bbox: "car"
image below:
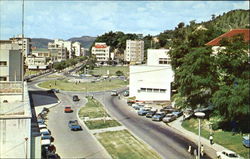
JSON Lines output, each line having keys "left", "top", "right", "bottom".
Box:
{"left": 40, "top": 128, "right": 50, "bottom": 136}
{"left": 73, "top": 95, "right": 80, "bottom": 101}
{"left": 216, "top": 150, "right": 242, "bottom": 159}
{"left": 37, "top": 119, "right": 45, "bottom": 124}
{"left": 171, "top": 111, "right": 183, "bottom": 117}
{"left": 146, "top": 110, "right": 157, "bottom": 118}
{"left": 111, "top": 90, "right": 118, "bottom": 96}
{"left": 160, "top": 106, "right": 176, "bottom": 113}
{"left": 68, "top": 120, "right": 82, "bottom": 131}
{"left": 51, "top": 89, "right": 59, "bottom": 93}
{"left": 132, "top": 103, "right": 143, "bottom": 110}
{"left": 138, "top": 108, "right": 151, "bottom": 116}
{"left": 64, "top": 106, "right": 73, "bottom": 113}
{"left": 243, "top": 135, "right": 250, "bottom": 148}
{"left": 123, "top": 90, "right": 129, "bottom": 96}
{"left": 152, "top": 112, "right": 166, "bottom": 121}
{"left": 162, "top": 113, "right": 177, "bottom": 123}
{"left": 41, "top": 134, "right": 53, "bottom": 141}
{"left": 38, "top": 123, "right": 47, "bottom": 129}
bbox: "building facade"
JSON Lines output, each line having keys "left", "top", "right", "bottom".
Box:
{"left": 48, "top": 41, "right": 67, "bottom": 62}
{"left": 124, "top": 40, "right": 144, "bottom": 64}
{"left": 0, "top": 41, "right": 23, "bottom": 81}
{"left": 9, "top": 35, "right": 32, "bottom": 57}
{"left": 129, "top": 49, "right": 174, "bottom": 102}
{"left": 72, "top": 42, "right": 82, "bottom": 57}
{"left": 91, "top": 42, "right": 110, "bottom": 62}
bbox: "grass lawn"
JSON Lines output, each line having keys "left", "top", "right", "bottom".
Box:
{"left": 91, "top": 66, "right": 129, "bottom": 77}
{"left": 78, "top": 97, "right": 109, "bottom": 118}
{"left": 182, "top": 118, "right": 250, "bottom": 158}
{"left": 95, "top": 130, "right": 161, "bottom": 159}
{"left": 38, "top": 79, "right": 128, "bottom": 91}
{"left": 85, "top": 120, "right": 121, "bottom": 130}
{"left": 24, "top": 70, "right": 41, "bottom": 76}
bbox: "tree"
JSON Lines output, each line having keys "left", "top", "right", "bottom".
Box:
{"left": 174, "top": 47, "right": 218, "bottom": 109}
{"left": 212, "top": 34, "right": 250, "bottom": 122}
{"left": 115, "top": 70, "right": 124, "bottom": 76}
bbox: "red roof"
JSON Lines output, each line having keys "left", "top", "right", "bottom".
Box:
{"left": 95, "top": 44, "right": 107, "bottom": 48}
{"left": 206, "top": 29, "right": 250, "bottom": 46}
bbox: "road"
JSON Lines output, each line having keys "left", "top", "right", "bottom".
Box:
{"left": 94, "top": 91, "right": 211, "bottom": 159}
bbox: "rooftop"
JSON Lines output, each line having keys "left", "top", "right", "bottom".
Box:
{"left": 206, "top": 29, "right": 250, "bottom": 46}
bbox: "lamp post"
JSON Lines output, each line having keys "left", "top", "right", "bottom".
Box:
{"left": 195, "top": 112, "right": 205, "bottom": 159}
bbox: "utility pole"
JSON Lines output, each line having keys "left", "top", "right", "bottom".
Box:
{"left": 21, "top": 0, "right": 25, "bottom": 101}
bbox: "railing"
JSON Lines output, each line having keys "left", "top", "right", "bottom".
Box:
{"left": 0, "top": 81, "right": 23, "bottom": 93}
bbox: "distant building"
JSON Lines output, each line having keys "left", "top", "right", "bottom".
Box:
{"left": 72, "top": 41, "right": 82, "bottom": 57}
{"left": 9, "top": 35, "right": 32, "bottom": 57}
{"left": 206, "top": 29, "right": 250, "bottom": 54}
{"left": 129, "top": 49, "right": 174, "bottom": 102}
{"left": 0, "top": 40, "right": 23, "bottom": 81}
{"left": 124, "top": 40, "right": 144, "bottom": 64}
{"left": 48, "top": 41, "right": 67, "bottom": 62}
{"left": 91, "top": 42, "right": 110, "bottom": 62}
{"left": 26, "top": 55, "right": 49, "bottom": 70}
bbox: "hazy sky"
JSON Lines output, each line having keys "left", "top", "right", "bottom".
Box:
{"left": 0, "top": 1, "right": 249, "bottom": 40}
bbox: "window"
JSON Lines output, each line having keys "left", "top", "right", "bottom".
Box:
{"left": 141, "top": 88, "right": 146, "bottom": 92}
{"left": 0, "top": 76, "right": 7, "bottom": 81}
{"left": 147, "top": 88, "right": 152, "bottom": 92}
{"left": 0, "top": 61, "right": 7, "bottom": 66}
{"left": 160, "top": 89, "right": 166, "bottom": 93}
{"left": 159, "top": 58, "right": 171, "bottom": 64}
{"left": 153, "top": 89, "right": 160, "bottom": 92}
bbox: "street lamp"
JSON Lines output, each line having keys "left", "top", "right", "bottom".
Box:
{"left": 195, "top": 112, "right": 205, "bottom": 159}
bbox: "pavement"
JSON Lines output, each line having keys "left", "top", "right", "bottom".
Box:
{"left": 168, "top": 117, "right": 228, "bottom": 158}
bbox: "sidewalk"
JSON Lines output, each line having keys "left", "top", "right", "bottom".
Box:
{"left": 169, "top": 117, "right": 227, "bottom": 159}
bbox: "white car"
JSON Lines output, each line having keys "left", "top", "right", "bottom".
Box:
{"left": 216, "top": 150, "right": 242, "bottom": 159}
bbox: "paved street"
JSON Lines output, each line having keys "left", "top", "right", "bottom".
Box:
{"left": 94, "top": 92, "right": 211, "bottom": 159}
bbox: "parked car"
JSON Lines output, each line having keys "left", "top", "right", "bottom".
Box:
{"left": 64, "top": 106, "right": 73, "bottom": 113}
{"left": 160, "top": 106, "right": 176, "bottom": 113}
{"left": 41, "top": 134, "right": 53, "bottom": 141}
{"left": 162, "top": 113, "right": 177, "bottom": 123}
{"left": 146, "top": 110, "right": 157, "bottom": 118}
{"left": 111, "top": 90, "right": 118, "bottom": 96}
{"left": 243, "top": 135, "right": 250, "bottom": 148}
{"left": 68, "top": 120, "right": 82, "bottom": 131}
{"left": 127, "top": 99, "right": 136, "bottom": 106}
{"left": 138, "top": 108, "right": 151, "bottom": 116}
{"left": 51, "top": 89, "right": 59, "bottom": 93}
{"left": 152, "top": 112, "right": 166, "bottom": 121}
{"left": 132, "top": 104, "right": 143, "bottom": 110}
{"left": 171, "top": 111, "right": 183, "bottom": 117}
{"left": 37, "top": 119, "right": 45, "bottom": 124}
{"left": 72, "top": 95, "right": 80, "bottom": 101}
{"left": 216, "top": 150, "right": 242, "bottom": 159}
{"left": 40, "top": 128, "right": 50, "bottom": 136}
{"left": 38, "top": 123, "right": 47, "bottom": 129}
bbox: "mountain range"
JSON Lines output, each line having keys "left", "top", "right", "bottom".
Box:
{"left": 31, "top": 36, "right": 96, "bottom": 49}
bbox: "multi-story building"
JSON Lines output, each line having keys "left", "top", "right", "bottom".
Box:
{"left": 26, "top": 55, "right": 49, "bottom": 70}
{"left": 129, "top": 49, "right": 174, "bottom": 102}
{"left": 9, "top": 35, "right": 32, "bottom": 57}
{"left": 72, "top": 42, "right": 82, "bottom": 57}
{"left": 0, "top": 40, "right": 23, "bottom": 81}
{"left": 124, "top": 40, "right": 144, "bottom": 64}
{"left": 91, "top": 42, "right": 110, "bottom": 62}
{"left": 48, "top": 41, "right": 67, "bottom": 62}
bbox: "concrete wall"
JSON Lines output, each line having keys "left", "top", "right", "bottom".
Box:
{"left": 147, "top": 49, "right": 170, "bottom": 66}
{"left": 129, "top": 65, "right": 174, "bottom": 101}
{"left": 9, "top": 50, "right": 22, "bottom": 81}
{"left": 0, "top": 118, "right": 31, "bottom": 158}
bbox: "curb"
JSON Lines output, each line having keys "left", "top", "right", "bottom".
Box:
{"left": 76, "top": 98, "right": 112, "bottom": 159}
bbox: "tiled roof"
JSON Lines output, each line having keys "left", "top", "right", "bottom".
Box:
{"left": 95, "top": 44, "right": 107, "bottom": 48}
{"left": 206, "top": 29, "right": 250, "bottom": 46}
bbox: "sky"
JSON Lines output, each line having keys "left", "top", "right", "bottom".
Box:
{"left": 0, "top": 1, "right": 249, "bottom": 40}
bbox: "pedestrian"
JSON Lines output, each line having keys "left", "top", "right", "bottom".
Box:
{"left": 201, "top": 144, "right": 204, "bottom": 156}
{"left": 188, "top": 145, "right": 192, "bottom": 153}
{"left": 49, "top": 83, "right": 51, "bottom": 88}
{"left": 209, "top": 135, "right": 213, "bottom": 145}
{"left": 193, "top": 149, "right": 197, "bottom": 159}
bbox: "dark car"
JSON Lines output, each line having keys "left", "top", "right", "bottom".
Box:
{"left": 137, "top": 108, "right": 151, "bottom": 116}
{"left": 73, "top": 95, "right": 80, "bottom": 101}
{"left": 68, "top": 120, "right": 82, "bottom": 131}
{"left": 123, "top": 90, "right": 129, "bottom": 97}
{"left": 243, "top": 136, "right": 250, "bottom": 148}
{"left": 171, "top": 111, "right": 183, "bottom": 117}
{"left": 152, "top": 112, "right": 166, "bottom": 121}
{"left": 146, "top": 110, "right": 157, "bottom": 118}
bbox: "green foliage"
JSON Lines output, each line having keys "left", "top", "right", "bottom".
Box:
{"left": 115, "top": 70, "right": 124, "bottom": 76}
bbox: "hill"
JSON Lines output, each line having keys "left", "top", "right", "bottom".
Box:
{"left": 67, "top": 36, "right": 96, "bottom": 48}
{"left": 31, "top": 36, "right": 96, "bottom": 49}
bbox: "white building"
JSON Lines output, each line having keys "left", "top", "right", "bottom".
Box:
{"left": 26, "top": 55, "right": 48, "bottom": 70}
{"left": 0, "top": 40, "right": 23, "bottom": 81}
{"left": 72, "top": 42, "right": 82, "bottom": 57}
{"left": 129, "top": 49, "right": 174, "bottom": 102}
{"left": 91, "top": 42, "right": 110, "bottom": 62}
{"left": 48, "top": 41, "right": 67, "bottom": 62}
{"left": 124, "top": 40, "right": 144, "bottom": 64}
{"left": 9, "top": 35, "right": 32, "bottom": 57}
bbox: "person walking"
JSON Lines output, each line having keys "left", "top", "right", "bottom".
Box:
{"left": 201, "top": 144, "right": 204, "bottom": 156}
{"left": 209, "top": 135, "right": 213, "bottom": 145}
